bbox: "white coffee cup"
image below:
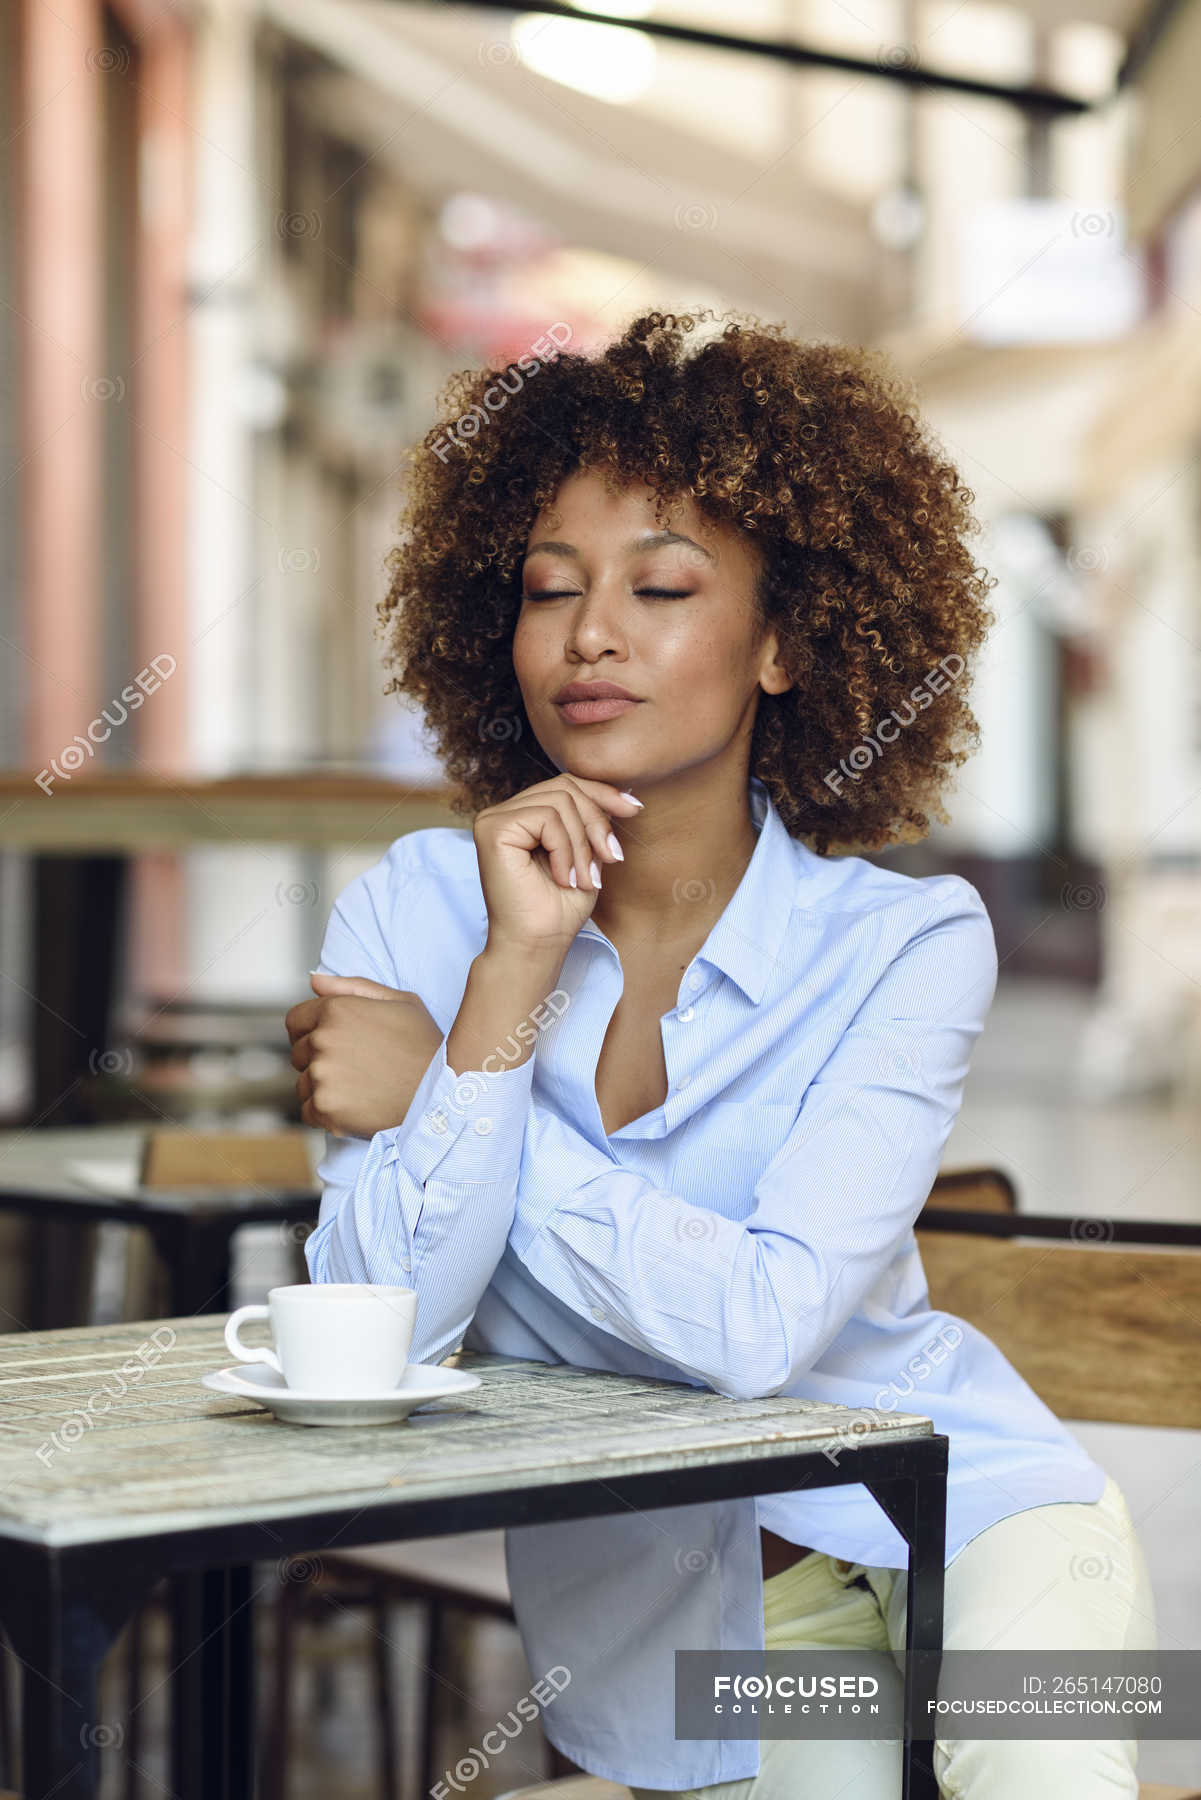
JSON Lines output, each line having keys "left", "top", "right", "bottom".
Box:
{"left": 224, "top": 1284, "right": 418, "bottom": 1394}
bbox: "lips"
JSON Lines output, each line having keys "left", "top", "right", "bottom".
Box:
{"left": 553, "top": 681, "right": 639, "bottom": 703}
{"left": 554, "top": 687, "right": 643, "bottom": 725}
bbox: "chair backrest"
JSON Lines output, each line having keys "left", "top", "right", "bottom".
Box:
{"left": 922, "top": 1165, "right": 1016, "bottom": 1214}
{"left": 140, "top": 1130, "right": 316, "bottom": 1190}
{"left": 915, "top": 1218, "right": 1201, "bottom": 1429}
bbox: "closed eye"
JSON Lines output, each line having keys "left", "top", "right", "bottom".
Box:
{"left": 524, "top": 588, "right": 694, "bottom": 601}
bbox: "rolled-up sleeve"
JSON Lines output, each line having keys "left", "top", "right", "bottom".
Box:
{"left": 303, "top": 847, "right": 534, "bottom": 1367}
{"left": 507, "top": 883, "right": 998, "bottom": 1401}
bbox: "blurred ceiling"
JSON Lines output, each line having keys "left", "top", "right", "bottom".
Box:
{"left": 1010, "top": 0, "right": 1147, "bottom": 26}
{"left": 265, "top": 0, "right": 1184, "bottom": 337}
{"left": 269, "top": 0, "right": 886, "bottom": 338}
{"left": 388, "top": 0, "right": 1146, "bottom": 90}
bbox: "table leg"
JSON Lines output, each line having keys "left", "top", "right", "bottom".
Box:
{"left": 863, "top": 1453, "right": 948, "bottom": 1800}
{"left": 901, "top": 1469, "right": 946, "bottom": 1800}
{"left": 31, "top": 853, "right": 127, "bottom": 1125}
{"left": 0, "top": 1542, "right": 151, "bottom": 1800}
{"left": 169, "top": 1564, "right": 256, "bottom": 1800}
{"left": 158, "top": 1216, "right": 237, "bottom": 1317}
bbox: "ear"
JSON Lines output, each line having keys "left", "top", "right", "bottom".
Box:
{"left": 758, "top": 635, "right": 794, "bottom": 697}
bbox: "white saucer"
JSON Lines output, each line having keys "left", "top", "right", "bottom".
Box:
{"left": 201, "top": 1360, "right": 482, "bottom": 1427}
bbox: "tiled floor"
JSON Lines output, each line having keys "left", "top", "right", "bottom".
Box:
{"left": 63, "top": 975, "right": 1201, "bottom": 1795}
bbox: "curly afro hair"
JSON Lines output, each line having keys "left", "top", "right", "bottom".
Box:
{"left": 377, "top": 307, "right": 995, "bottom": 856}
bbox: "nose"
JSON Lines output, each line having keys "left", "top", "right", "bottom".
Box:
{"left": 561, "top": 580, "right": 631, "bottom": 660}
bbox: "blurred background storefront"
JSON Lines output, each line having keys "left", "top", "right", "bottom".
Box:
{"left": 5, "top": 2, "right": 1201, "bottom": 1792}
{"left": 8, "top": 0, "right": 1201, "bottom": 1127}
{"left": 5, "top": 0, "right": 1201, "bottom": 1120}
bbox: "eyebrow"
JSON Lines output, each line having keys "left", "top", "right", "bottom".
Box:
{"left": 522, "top": 530, "right": 716, "bottom": 564}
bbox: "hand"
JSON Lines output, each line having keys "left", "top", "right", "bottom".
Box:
{"left": 474, "top": 774, "right": 643, "bottom": 954}
{"left": 285, "top": 971, "right": 444, "bottom": 1139}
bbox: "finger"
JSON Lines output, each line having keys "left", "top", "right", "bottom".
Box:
{"left": 285, "top": 998, "right": 320, "bottom": 1044}
{"left": 554, "top": 775, "right": 644, "bottom": 818}
{"left": 298, "top": 1076, "right": 347, "bottom": 1139}
{"left": 291, "top": 1034, "right": 314, "bottom": 1074}
{"left": 299, "top": 1093, "right": 340, "bottom": 1135}
{"left": 310, "top": 971, "right": 400, "bottom": 1001}
{"left": 540, "top": 775, "right": 641, "bottom": 879}
{"left": 487, "top": 798, "right": 595, "bottom": 892}
{"left": 554, "top": 793, "right": 608, "bottom": 891}
{"left": 543, "top": 797, "right": 598, "bottom": 891}
{"left": 558, "top": 781, "right": 629, "bottom": 878}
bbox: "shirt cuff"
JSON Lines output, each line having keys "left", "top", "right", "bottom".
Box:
{"left": 377, "top": 1033, "right": 535, "bottom": 1187}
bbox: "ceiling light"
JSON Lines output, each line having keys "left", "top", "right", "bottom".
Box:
{"left": 512, "top": 12, "right": 657, "bottom": 103}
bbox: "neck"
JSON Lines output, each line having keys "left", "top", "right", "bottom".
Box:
{"left": 588, "top": 763, "right": 760, "bottom": 948}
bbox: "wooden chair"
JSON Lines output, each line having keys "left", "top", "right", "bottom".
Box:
{"left": 920, "top": 1163, "right": 1017, "bottom": 1216}
{"left": 260, "top": 1529, "right": 573, "bottom": 1800}
{"left": 492, "top": 1211, "right": 1201, "bottom": 1800}
{"left": 916, "top": 1210, "right": 1201, "bottom": 1428}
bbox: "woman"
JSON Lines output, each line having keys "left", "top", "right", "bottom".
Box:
{"left": 287, "top": 310, "right": 1157, "bottom": 1799}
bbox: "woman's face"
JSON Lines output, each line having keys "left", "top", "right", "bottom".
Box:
{"left": 513, "top": 467, "right": 792, "bottom": 791}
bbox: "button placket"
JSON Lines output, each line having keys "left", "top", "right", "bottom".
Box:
{"left": 665, "top": 978, "right": 704, "bottom": 1105}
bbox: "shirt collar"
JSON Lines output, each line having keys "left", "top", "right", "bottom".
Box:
{"left": 579, "top": 776, "right": 805, "bottom": 1006}
{"left": 690, "top": 775, "right": 801, "bottom": 1004}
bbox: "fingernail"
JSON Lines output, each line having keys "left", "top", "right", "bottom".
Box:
{"left": 569, "top": 868, "right": 578, "bottom": 888}
{"left": 619, "top": 790, "right": 644, "bottom": 808}
{"left": 606, "top": 832, "right": 624, "bottom": 860}
{"left": 590, "top": 859, "right": 602, "bottom": 889}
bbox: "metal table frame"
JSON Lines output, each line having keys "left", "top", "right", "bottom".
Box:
{"left": 0, "top": 1186, "right": 321, "bottom": 1319}
{"left": 0, "top": 1427, "right": 948, "bottom": 1800}
{"left": 0, "top": 1181, "right": 322, "bottom": 1800}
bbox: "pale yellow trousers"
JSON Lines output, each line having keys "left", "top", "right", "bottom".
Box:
{"left": 629, "top": 1473, "right": 1158, "bottom": 1800}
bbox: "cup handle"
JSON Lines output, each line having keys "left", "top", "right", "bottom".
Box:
{"left": 224, "top": 1304, "right": 283, "bottom": 1374}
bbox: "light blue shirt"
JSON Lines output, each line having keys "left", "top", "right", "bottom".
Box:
{"left": 305, "top": 774, "right": 1107, "bottom": 1790}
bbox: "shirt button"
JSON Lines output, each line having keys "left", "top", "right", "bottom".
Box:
{"left": 688, "top": 971, "right": 703, "bottom": 991}
{"left": 678, "top": 1007, "right": 694, "bottom": 1023}
{"left": 590, "top": 1306, "right": 605, "bottom": 1321}
{"left": 473, "top": 1118, "right": 493, "bottom": 1135}
{"left": 678, "top": 1074, "right": 692, "bottom": 1089}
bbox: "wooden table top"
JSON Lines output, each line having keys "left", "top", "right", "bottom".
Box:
{"left": 0, "top": 771, "right": 463, "bottom": 850}
{"left": 0, "top": 1316, "right": 934, "bottom": 1550}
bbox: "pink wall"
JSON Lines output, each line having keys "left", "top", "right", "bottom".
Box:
{"left": 117, "top": 0, "right": 194, "bottom": 1004}
{"left": 20, "top": 0, "right": 104, "bottom": 766}
{"left": 21, "top": 0, "right": 195, "bottom": 1004}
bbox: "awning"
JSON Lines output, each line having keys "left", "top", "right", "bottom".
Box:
{"left": 261, "top": 0, "right": 883, "bottom": 337}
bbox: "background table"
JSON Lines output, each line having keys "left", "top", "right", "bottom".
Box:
{"left": 0, "top": 1316, "right": 948, "bottom": 1800}
{"left": 0, "top": 1124, "right": 322, "bottom": 1324}
{"left": 0, "top": 771, "right": 459, "bottom": 1124}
